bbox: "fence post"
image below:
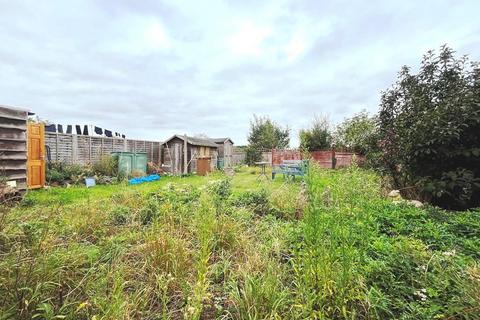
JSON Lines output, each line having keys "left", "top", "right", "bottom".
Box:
{"left": 88, "top": 136, "right": 92, "bottom": 163}
{"left": 55, "top": 133, "right": 59, "bottom": 161}
{"left": 72, "top": 134, "right": 78, "bottom": 164}
{"left": 331, "top": 146, "right": 336, "bottom": 169}
{"left": 183, "top": 134, "right": 188, "bottom": 174}
{"left": 123, "top": 139, "right": 127, "bottom": 152}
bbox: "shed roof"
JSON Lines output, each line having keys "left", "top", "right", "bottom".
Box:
{"left": 211, "top": 137, "right": 234, "bottom": 144}
{"left": 164, "top": 135, "right": 218, "bottom": 148}
{"left": 0, "top": 104, "right": 35, "bottom": 116}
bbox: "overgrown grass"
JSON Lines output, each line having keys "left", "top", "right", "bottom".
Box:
{"left": 0, "top": 166, "right": 478, "bottom": 319}
{"left": 292, "top": 164, "right": 480, "bottom": 319}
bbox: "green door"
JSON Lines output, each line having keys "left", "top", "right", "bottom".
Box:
{"left": 134, "top": 153, "right": 147, "bottom": 175}
{"left": 119, "top": 153, "right": 134, "bottom": 176}
{"left": 112, "top": 152, "right": 134, "bottom": 176}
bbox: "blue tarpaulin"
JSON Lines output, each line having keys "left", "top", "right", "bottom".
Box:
{"left": 128, "top": 174, "right": 160, "bottom": 185}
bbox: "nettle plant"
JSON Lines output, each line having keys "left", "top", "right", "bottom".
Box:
{"left": 379, "top": 46, "right": 480, "bottom": 209}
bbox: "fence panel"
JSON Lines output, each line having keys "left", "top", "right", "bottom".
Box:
{"left": 271, "top": 149, "right": 362, "bottom": 169}
{"left": 45, "top": 132, "right": 161, "bottom": 165}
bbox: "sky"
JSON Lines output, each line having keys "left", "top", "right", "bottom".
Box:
{"left": 1, "top": 0, "right": 479, "bottom": 146}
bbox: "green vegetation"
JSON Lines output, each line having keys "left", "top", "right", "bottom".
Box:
{"left": 46, "top": 155, "right": 120, "bottom": 186}
{"left": 245, "top": 115, "right": 290, "bottom": 164}
{"left": 1, "top": 166, "right": 478, "bottom": 319}
{"left": 299, "top": 115, "right": 332, "bottom": 152}
{"left": 334, "top": 110, "right": 379, "bottom": 159}
{"left": 379, "top": 46, "right": 480, "bottom": 209}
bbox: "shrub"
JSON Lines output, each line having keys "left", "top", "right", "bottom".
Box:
{"left": 206, "top": 178, "right": 231, "bottom": 199}
{"left": 378, "top": 46, "right": 480, "bottom": 209}
{"left": 46, "top": 162, "right": 93, "bottom": 185}
{"left": 92, "top": 155, "right": 117, "bottom": 177}
{"left": 109, "top": 205, "right": 130, "bottom": 225}
{"left": 233, "top": 189, "right": 270, "bottom": 215}
{"left": 245, "top": 115, "right": 290, "bottom": 165}
{"left": 334, "top": 110, "right": 381, "bottom": 167}
{"left": 299, "top": 115, "right": 332, "bottom": 151}
{"left": 139, "top": 199, "right": 161, "bottom": 225}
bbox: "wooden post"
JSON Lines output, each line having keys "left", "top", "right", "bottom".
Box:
{"left": 331, "top": 145, "right": 336, "bottom": 169}
{"left": 123, "top": 138, "right": 127, "bottom": 152}
{"left": 55, "top": 133, "right": 59, "bottom": 161}
{"left": 150, "top": 142, "right": 154, "bottom": 163}
{"left": 89, "top": 136, "right": 92, "bottom": 163}
{"left": 72, "top": 134, "right": 78, "bottom": 163}
{"left": 183, "top": 134, "right": 188, "bottom": 174}
{"left": 101, "top": 137, "right": 104, "bottom": 156}
{"left": 158, "top": 142, "right": 162, "bottom": 165}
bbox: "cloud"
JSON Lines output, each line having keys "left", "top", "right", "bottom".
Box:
{"left": 227, "top": 21, "right": 272, "bottom": 56}
{"left": 1, "top": 0, "right": 479, "bottom": 147}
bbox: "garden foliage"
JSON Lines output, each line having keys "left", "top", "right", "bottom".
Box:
{"left": 245, "top": 115, "right": 290, "bottom": 164}
{"left": 378, "top": 46, "right": 480, "bottom": 209}
{"left": 0, "top": 167, "right": 478, "bottom": 319}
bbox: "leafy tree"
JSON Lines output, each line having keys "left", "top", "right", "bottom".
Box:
{"left": 299, "top": 116, "right": 332, "bottom": 151}
{"left": 245, "top": 115, "right": 290, "bottom": 164}
{"left": 378, "top": 45, "right": 480, "bottom": 209}
{"left": 334, "top": 110, "right": 380, "bottom": 158}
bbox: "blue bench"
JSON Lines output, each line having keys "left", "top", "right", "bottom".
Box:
{"left": 272, "top": 160, "right": 308, "bottom": 180}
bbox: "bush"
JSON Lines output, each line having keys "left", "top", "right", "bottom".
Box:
{"left": 139, "top": 199, "right": 161, "bottom": 225}
{"left": 92, "top": 155, "right": 117, "bottom": 177}
{"left": 46, "top": 162, "right": 92, "bottom": 185}
{"left": 334, "top": 110, "right": 381, "bottom": 167}
{"left": 378, "top": 46, "right": 480, "bottom": 209}
{"left": 299, "top": 116, "right": 332, "bottom": 151}
{"left": 233, "top": 189, "right": 270, "bottom": 215}
{"left": 206, "top": 178, "right": 231, "bottom": 199}
{"left": 110, "top": 205, "right": 130, "bottom": 225}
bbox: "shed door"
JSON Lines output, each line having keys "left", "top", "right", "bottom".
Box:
{"left": 27, "top": 122, "right": 45, "bottom": 189}
{"left": 197, "top": 158, "right": 211, "bottom": 176}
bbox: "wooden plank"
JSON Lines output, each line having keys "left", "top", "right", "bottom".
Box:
{"left": 0, "top": 105, "right": 29, "bottom": 120}
{"left": 5, "top": 172, "right": 27, "bottom": 180}
{"left": 0, "top": 143, "right": 27, "bottom": 151}
{"left": 0, "top": 163, "right": 28, "bottom": 170}
{"left": 0, "top": 153, "right": 27, "bottom": 160}
{"left": 0, "top": 123, "right": 27, "bottom": 130}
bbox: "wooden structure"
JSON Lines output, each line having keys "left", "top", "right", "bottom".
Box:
{"left": 27, "top": 123, "right": 46, "bottom": 189}
{"left": 162, "top": 135, "right": 218, "bottom": 175}
{"left": 271, "top": 149, "right": 365, "bottom": 169}
{"left": 0, "top": 105, "right": 38, "bottom": 191}
{"left": 44, "top": 132, "right": 161, "bottom": 165}
{"left": 211, "top": 138, "right": 234, "bottom": 168}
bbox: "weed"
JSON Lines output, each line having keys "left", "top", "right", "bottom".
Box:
{"left": 233, "top": 189, "right": 270, "bottom": 215}
{"left": 109, "top": 205, "right": 130, "bottom": 225}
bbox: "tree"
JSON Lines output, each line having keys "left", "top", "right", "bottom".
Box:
{"left": 334, "top": 110, "right": 379, "bottom": 155}
{"left": 378, "top": 45, "right": 480, "bottom": 209}
{"left": 299, "top": 116, "right": 332, "bottom": 151}
{"left": 245, "top": 115, "right": 290, "bottom": 164}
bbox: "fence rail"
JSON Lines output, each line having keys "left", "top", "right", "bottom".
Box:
{"left": 45, "top": 133, "right": 162, "bottom": 165}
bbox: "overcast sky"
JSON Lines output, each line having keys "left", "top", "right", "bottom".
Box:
{"left": 1, "top": 0, "right": 479, "bottom": 146}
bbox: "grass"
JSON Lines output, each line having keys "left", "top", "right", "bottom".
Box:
{"left": 0, "top": 165, "right": 479, "bottom": 319}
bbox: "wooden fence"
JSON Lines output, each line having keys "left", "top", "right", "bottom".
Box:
{"left": 272, "top": 149, "right": 364, "bottom": 168}
{"left": 45, "top": 132, "right": 162, "bottom": 165}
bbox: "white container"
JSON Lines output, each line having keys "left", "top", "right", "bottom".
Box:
{"left": 85, "top": 178, "right": 96, "bottom": 188}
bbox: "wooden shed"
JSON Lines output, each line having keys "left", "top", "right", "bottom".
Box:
{"left": 162, "top": 135, "right": 218, "bottom": 175}
{"left": 0, "top": 105, "right": 33, "bottom": 192}
{"left": 211, "top": 138, "right": 234, "bottom": 168}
